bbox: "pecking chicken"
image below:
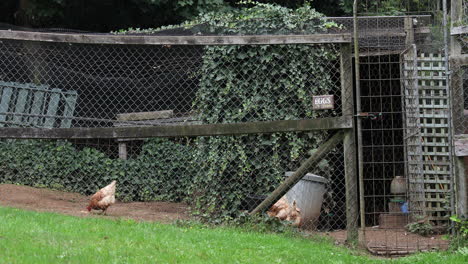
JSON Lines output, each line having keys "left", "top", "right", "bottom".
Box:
{"left": 86, "top": 180, "right": 116, "bottom": 215}
{"left": 267, "top": 196, "right": 302, "bottom": 227}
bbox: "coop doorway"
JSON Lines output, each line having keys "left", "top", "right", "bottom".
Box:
{"left": 356, "top": 54, "right": 406, "bottom": 227}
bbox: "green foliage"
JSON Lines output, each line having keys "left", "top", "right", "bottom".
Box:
{"left": 451, "top": 215, "right": 468, "bottom": 238}
{"left": 339, "top": 0, "right": 438, "bottom": 15}
{"left": 180, "top": 2, "right": 339, "bottom": 221}
{"left": 227, "top": 212, "right": 299, "bottom": 234}
{"left": 406, "top": 219, "right": 433, "bottom": 237}
{"left": 115, "top": 1, "right": 338, "bottom": 35}
{"left": 174, "top": 213, "right": 297, "bottom": 235}
{"left": 450, "top": 215, "right": 468, "bottom": 249}
{"left": 0, "top": 138, "right": 195, "bottom": 202}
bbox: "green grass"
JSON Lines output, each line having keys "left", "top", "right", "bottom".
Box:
{"left": 0, "top": 207, "right": 466, "bottom": 264}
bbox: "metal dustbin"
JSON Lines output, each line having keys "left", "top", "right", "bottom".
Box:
{"left": 284, "top": 171, "right": 328, "bottom": 228}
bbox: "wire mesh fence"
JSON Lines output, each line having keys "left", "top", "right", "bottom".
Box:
{"left": 0, "top": 3, "right": 464, "bottom": 256}
{"left": 0, "top": 33, "right": 356, "bottom": 233}
{"left": 0, "top": 40, "right": 344, "bottom": 128}
{"left": 349, "top": 10, "right": 453, "bottom": 254}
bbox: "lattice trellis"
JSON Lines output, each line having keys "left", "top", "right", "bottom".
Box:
{"left": 403, "top": 52, "right": 452, "bottom": 225}
{"left": 402, "top": 45, "right": 425, "bottom": 220}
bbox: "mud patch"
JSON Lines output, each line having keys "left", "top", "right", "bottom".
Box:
{"left": 0, "top": 184, "right": 188, "bottom": 223}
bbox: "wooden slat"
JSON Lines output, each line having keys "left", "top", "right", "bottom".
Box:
{"left": 0, "top": 30, "right": 351, "bottom": 45}
{"left": 116, "top": 110, "right": 174, "bottom": 121}
{"left": 44, "top": 88, "right": 61, "bottom": 128}
{"left": 28, "top": 89, "right": 45, "bottom": 126}
{"left": 61, "top": 90, "right": 78, "bottom": 128}
{"left": 0, "top": 116, "right": 352, "bottom": 139}
{"left": 12, "top": 87, "right": 29, "bottom": 124}
{"left": 0, "top": 86, "right": 13, "bottom": 127}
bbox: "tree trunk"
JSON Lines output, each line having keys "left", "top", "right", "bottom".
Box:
{"left": 15, "top": 0, "right": 30, "bottom": 26}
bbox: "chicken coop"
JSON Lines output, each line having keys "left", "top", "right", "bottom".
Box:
{"left": 0, "top": 0, "right": 467, "bottom": 256}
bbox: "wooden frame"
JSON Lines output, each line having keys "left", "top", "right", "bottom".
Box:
{"left": 0, "top": 30, "right": 351, "bottom": 45}
{"left": 0, "top": 116, "right": 352, "bottom": 139}
{"left": 450, "top": 0, "right": 467, "bottom": 217}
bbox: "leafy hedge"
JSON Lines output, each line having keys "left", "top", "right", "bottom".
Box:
{"left": 0, "top": 138, "right": 195, "bottom": 202}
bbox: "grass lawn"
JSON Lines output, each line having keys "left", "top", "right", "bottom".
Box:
{"left": 0, "top": 206, "right": 466, "bottom": 264}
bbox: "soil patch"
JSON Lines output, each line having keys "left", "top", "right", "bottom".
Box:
{"left": 0, "top": 184, "right": 189, "bottom": 223}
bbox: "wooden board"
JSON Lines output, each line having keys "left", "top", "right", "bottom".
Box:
{"left": 454, "top": 134, "right": 468, "bottom": 156}
{"left": 0, "top": 116, "right": 352, "bottom": 139}
{"left": 61, "top": 90, "right": 78, "bottom": 128}
{"left": 12, "top": 88, "right": 29, "bottom": 124}
{"left": 451, "top": 25, "right": 468, "bottom": 35}
{"left": 116, "top": 110, "right": 174, "bottom": 121}
{"left": 0, "top": 30, "right": 351, "bottom": 45}
{"left": 44, "top": 88, "right": 61, "bottom": 128}
{"left": 0, "top": 87, "right": 13, "bottom": 127}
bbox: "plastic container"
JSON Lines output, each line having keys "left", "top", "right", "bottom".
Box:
{"left": 283, "top": 171, "right": 328, "bottom": 227}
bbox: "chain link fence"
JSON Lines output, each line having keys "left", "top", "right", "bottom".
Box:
{"left": 0, "top": 4, "right": 463, "bottom": 255}
{"left": 0, "top": 32, "right": 357, "bottom": 233}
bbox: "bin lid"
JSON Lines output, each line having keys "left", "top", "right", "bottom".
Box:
{"left": 284, "top": 171, "right": 328, "bottom": 184}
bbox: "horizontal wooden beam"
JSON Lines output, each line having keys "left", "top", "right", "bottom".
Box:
{"left": 451, "top": 54, "right": 468, "bottom": 66}
{"left": 0, "top": 116, "right": 352, "bottom": 139}
{"left": 0, "top": 30, "right": 351, "bottom": 45}
{"left": 451, "top": 26, "right": 468, "bottom": 36}
{"left": 454, "top": 134, "right": 468, "bottom": 156}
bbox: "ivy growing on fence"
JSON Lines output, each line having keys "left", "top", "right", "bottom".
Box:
{"left": 186, "top": 3, "right": 340, "bottom": 221}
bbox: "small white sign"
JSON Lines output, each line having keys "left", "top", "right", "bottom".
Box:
{"left": 312, "top": 95, "right": 334, "bottom": 110}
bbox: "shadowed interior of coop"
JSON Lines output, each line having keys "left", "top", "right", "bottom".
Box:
{"left": 358, "top": 54, "right": 406, "bottom": 227}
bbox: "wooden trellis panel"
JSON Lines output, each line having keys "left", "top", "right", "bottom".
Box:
{"left": 404, "top": 52, "right": 452, "bottom": 225}
{"left": 402, "top": 46, "right": 426, "bottom": 219}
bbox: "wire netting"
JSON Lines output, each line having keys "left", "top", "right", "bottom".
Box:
{"left": 0, "top": 1, "right": 464, "bottom": 255}
{"left": 350, "top": 9, "right": 453, "bottom": 254}
{"left": 0, "top": 36, "right": 356, "bottom": 232}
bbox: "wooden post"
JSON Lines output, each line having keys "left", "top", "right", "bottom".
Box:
{"left": 456, "top": 156, "right": 467, "bottom": 216}
{"left": 404, "top": 16, "right": 415, "bottom": 46}
{"left": 450, "top": 0, "right": 464, "bottom": 136}
{"left": 451, "top": 59, "right": 465, "bottom": 135}
{"left": 451, "top": 0, "right": 467, "bottom": 216}
{"left": 250, "top": 131, "right": 345, "bottom": 216}
{"left": 451, "top": 0, "right": 463, "bottom": 56}
{"left": 353, "top": 0, "right": 366, "bottom": 237}
{"left": 341, "top": 43, "right": 358, "bottom": 242}
{"left": 118, "top": 142, "right": 127, "bottom": 160}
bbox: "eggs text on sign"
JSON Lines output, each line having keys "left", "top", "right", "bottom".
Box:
{"left": 312, "top": 95, "right": 334, "bottom": 110}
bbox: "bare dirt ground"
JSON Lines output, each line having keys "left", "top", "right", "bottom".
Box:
{"left": 323, "top": 228, "right": 450, "bottom": 256}
{"left": 0, "top": 184, "right": 189, "bottom": 223}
